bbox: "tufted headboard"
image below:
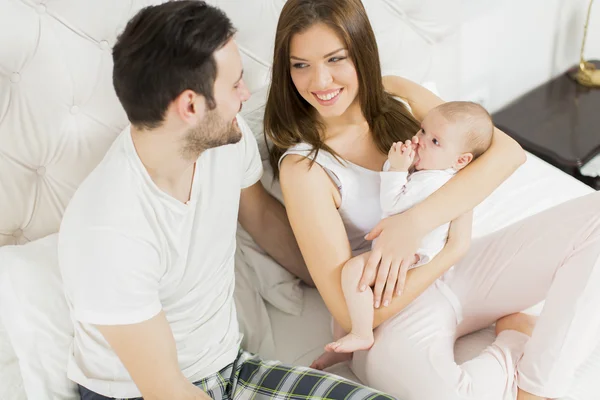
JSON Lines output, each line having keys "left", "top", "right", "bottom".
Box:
{"left": 0, "top": 0, "right": 460, "bottom": 247}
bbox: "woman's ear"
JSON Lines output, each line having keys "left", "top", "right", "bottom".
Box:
{"left": 454, "top": 152, "right": 474, "bottom": 171}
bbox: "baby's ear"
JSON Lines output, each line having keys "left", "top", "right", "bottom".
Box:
{"left": 454, "top": 153, "right": 474, "bottom": 170}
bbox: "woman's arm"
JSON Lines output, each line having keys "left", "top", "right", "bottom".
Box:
{"left": 279, "top": 155, "right": 354, "bottom": 330}
{"left": 382, "top": 75, "right": 526, "bottom": 229}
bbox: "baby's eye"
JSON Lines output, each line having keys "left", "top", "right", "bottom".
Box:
{"left": 432, "top": 138, "right": 440, "bottom": 146}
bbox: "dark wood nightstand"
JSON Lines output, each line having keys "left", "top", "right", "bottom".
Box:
{"left": 492, "top": 60, "right": 600, "bottom": 190}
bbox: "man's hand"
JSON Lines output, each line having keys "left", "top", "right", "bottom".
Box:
{"left": 387, "top": 140, "right": 415, "bottom": 172}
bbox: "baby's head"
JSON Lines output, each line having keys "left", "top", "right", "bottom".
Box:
{"left": 413, "top": 101, "right": 493, "bottom": 171}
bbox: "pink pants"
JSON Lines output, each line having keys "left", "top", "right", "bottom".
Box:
{"left": 351, "top": 191, "right": 600, "bottom": 400}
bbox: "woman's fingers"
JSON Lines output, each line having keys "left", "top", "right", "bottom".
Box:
{"left": 373, "top": 256, "right": 392, "bottom": 308}
{"left": 360, "top": 250, "right": 381, "bottom": 291}
{"left": 364, "top": 220, "right": 384, "bottom": 241}
{"left": 382, "top": 258, "right": 401, "bottom": 307}
{"left": 396, "top": 258, "right": 412, "bottom": 296}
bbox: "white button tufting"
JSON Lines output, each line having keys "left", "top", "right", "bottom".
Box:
{"left": 36, "top": 4, "right": 46, "bottom": 14}
{"left": 36, "top": 166, "right": 46, "bottom": 176}
{"left": 99, "top": 40, "right": 110, "bottom": 50}
{"left": 10, "top": 72, "right": 21, "bottom": 83}
{"left": 12, "top": 229, "right": 23, "bottom": 238}
{"left": 70, "top": 105, "right": 80, "bottom": 115}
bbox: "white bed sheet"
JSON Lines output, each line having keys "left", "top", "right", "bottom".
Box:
{"left": 265, "top": 152, "right": 599, "bottom": 400}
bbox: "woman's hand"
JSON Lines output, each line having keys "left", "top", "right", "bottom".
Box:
{"left": 360, "top": 211, "right": 426, "bottom": 308}
{"left": 371, "top": 253, "right": 420, "bottom": 309}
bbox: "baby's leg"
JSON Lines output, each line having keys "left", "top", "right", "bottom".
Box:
{"left": 327, "top": 252, "right": 375, "bottom": 353}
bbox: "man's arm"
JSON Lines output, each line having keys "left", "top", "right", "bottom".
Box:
{"left": 61, "top": 228, "right": 210, "bottom": 400}
{"left": 238, "top": 181, "right": 314, "bottom": 287}
{"left": 96, "top": 311, "right": 211, "bottom": 400}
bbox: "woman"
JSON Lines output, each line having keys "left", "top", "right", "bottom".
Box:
{"left": 263, "top": 0, "right": 600, "bottom": 400}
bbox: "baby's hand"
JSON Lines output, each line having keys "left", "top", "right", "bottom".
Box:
{"left": 387, "top": 140, "right": 415, "bottom": 172}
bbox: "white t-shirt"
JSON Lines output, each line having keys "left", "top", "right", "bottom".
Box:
{"left": 58, "top": 115, "right": 263, "bottom": 398}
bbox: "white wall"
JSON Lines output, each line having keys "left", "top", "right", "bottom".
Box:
{"left": 458, "top": 0, "right": 600, "bottom": 113}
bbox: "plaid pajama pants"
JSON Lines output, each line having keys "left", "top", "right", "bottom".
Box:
{"left": 78, "top": 349, "right": 397, "bottom": 400}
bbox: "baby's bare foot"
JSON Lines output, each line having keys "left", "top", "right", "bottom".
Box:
{"left": 495, "top": 312, "right": 538, "bottom": 337}
{"left": 310, "top": 351, "right": 352, "bottom": 370}
{"left": 325, "top": 332, "right": 374, "bottom": 353}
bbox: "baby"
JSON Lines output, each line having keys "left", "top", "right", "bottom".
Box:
{"left": 311, "top": 101, "right": 494, "bottom": 370}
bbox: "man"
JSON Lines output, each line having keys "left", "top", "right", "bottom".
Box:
{"left": 58, "top": 2, "right": 395, "bottom": 399}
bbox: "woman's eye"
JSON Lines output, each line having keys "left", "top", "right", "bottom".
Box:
{"left": 329, "top": 56, "right": 346, "bottom": 63}
{"left": 292, "top": 63, "right": 308, "bottom": 69}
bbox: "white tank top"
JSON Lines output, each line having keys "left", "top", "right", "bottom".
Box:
{"left": 280, "top": 142, "right": 383, "bottom": 257}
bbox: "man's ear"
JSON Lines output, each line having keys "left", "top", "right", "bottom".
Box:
{"left": 172, "top": 90, "right": 206, "bottom": 125}
{"left": 454, "top": 152, "right": 474, "bottom": 171}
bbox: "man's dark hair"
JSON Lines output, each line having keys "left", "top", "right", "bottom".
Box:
{"left": 112, "top": 1, "right": 236, "bottom": 129}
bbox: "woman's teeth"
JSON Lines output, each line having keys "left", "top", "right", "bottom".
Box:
{"left": 316, "top": 90, "right": 340, "bottom": 101}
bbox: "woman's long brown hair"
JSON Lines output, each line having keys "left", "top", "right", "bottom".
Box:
{"left": 264, "top": 0, "right": 420, "bottom": 176}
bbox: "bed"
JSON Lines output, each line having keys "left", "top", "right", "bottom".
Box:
{"left": 0, "top": 1, "right": 598, "bottom": 399}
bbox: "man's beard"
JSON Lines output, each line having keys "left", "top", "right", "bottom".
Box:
{"left": 181, "top": 109, "right": 242, "bottom": 159}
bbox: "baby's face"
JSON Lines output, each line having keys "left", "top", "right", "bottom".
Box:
{"left": 413, "top": 110, "right": 466, "bottom": 171}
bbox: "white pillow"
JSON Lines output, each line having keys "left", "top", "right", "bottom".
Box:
{"left": 0, "top": 233, "right": 279, "bottom": 398}
{"left": 0, "top": 234, "right": 78, "bottom": 400}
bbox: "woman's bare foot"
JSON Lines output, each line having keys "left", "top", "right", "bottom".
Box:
{"left": 310, "top": 351, "right": 352, "bottom": 370}
{"left": 517, "top": 388, "right": 547, "bottom": 400}
{"left": 495, "top": 312, "right": 538, "bottom": 337}
{"left": 325, "top": 332, "right": 374, "bottom": 353}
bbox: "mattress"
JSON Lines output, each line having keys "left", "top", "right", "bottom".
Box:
{"left": 265, "top": 152, "right": 599, "bottom": 400}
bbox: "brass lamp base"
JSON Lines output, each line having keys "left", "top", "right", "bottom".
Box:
{"left": 574, "top": 61, "right": 600, "bottom": 88}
